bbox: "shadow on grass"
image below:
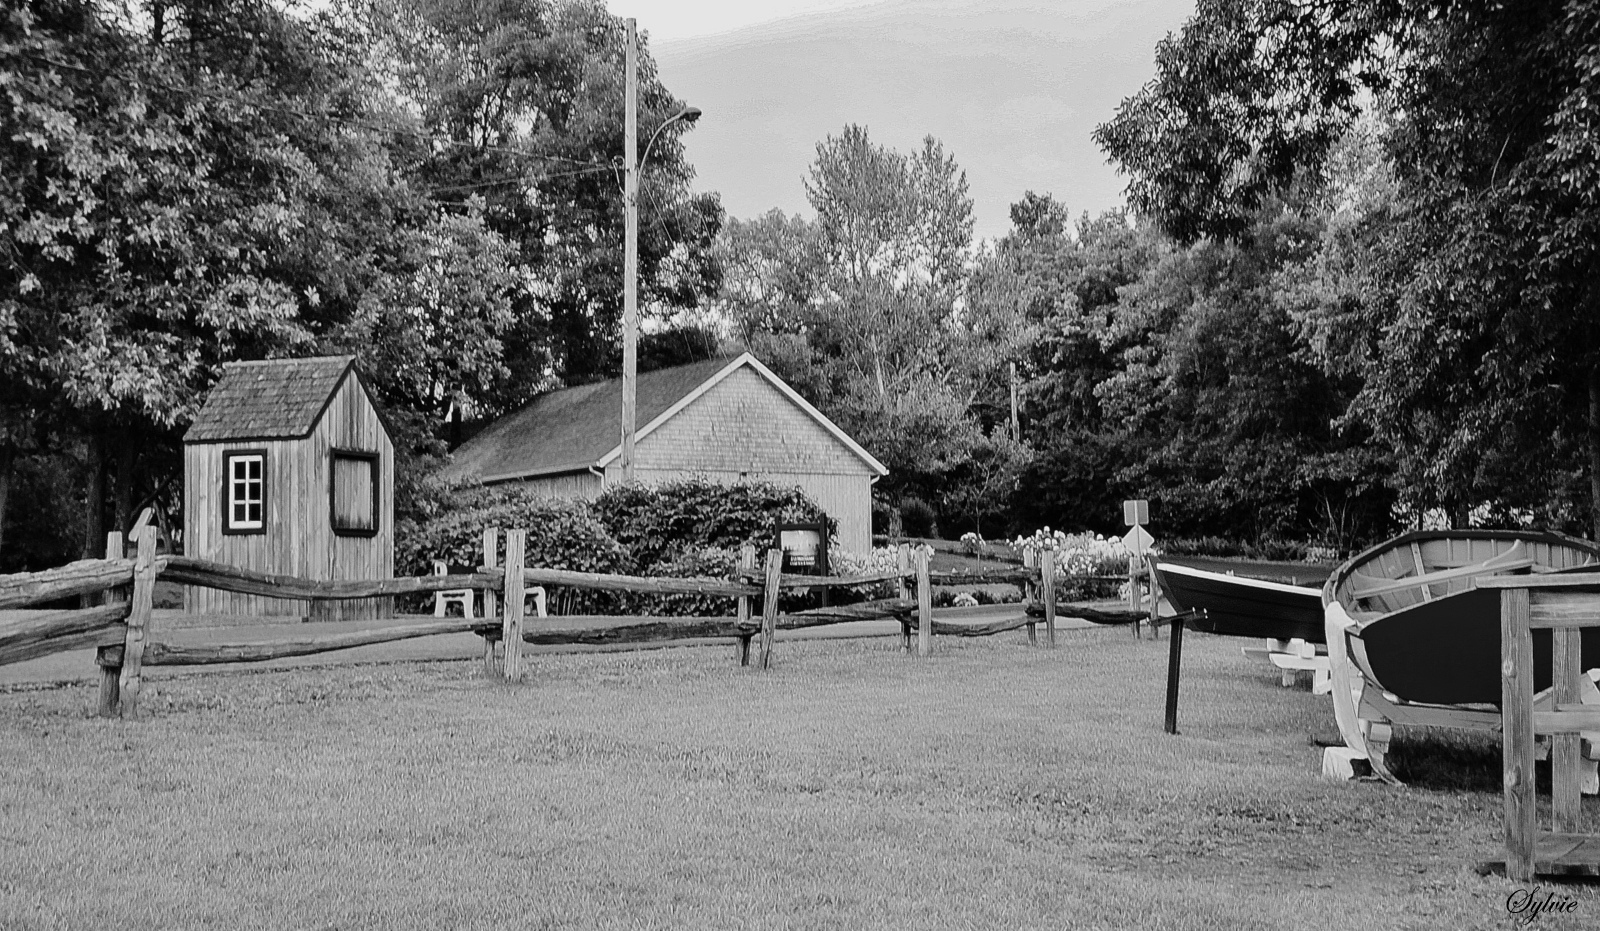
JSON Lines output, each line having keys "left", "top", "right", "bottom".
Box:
{"left": 1387, "top": 728, "right": 1588, "bottom": 795}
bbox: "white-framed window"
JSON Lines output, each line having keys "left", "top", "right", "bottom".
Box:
{"left": 224, "top": 451, "right": 266, "bottom": 534}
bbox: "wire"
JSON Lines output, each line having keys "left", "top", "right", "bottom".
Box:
{"left": 17, "top": 51, "right": 609, "bottom": 170}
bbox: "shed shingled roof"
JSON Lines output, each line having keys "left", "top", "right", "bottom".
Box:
{"left": 441, "top": 353, "right": 887, "bottom": 483}
{"left": 184, "top": 356, "right": 360, "bottom": 443}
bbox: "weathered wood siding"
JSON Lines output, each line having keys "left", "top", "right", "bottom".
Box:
{"left": 500, "top": 470, "right": 605, "bottom": 500}
{"left": 605, "top": 366, "right": 879, "bottom": 553}
{"left": 184, "top": 372, "right": 394, "bottom": 620}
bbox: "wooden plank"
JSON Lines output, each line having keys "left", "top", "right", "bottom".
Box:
{"left": 1528, "top": 591, "right": 1600, "bottom": 627}
{"left": 158, "top": 556, "right": 501, "bottom": 600}
{"left": 502, "top": 529, "right": 525, "bottom": 682}
{"left": 916, "top": 547, "right": 933, "bottom": 658}
{"left": 1480, "top": 573, "right": 1600, "bottom": 591}
{"left": 1410, "top": 542, "right": 1434, "bottom": 601}
{"left": 117, "top": 526, "right": 158, "bottom": 719}
{"left": 896, "top": 544, "right": 911, "bottom": 652}
{"left": 1553, "top": 626, "right": 1583, "bottom": 833}
{"left": 759, "top": 548, "right": 781, "bottom": 670}
{"left": 141, "top": 618, "right": 496, "bottom": 665}
{"left": 0, "top": 623, "right": 124, "bottom": 667}
{"left": 1023, "top": 548, "right": 1037, "bottom": 647}
{"left": 1041, "top": 548, "right": 1057, "bottom": 649}
{"left": 98, "top": 531, "right": 125, "bottom": 716}
{"left": 1023, "top": 602, "right": 1149, "bottom": 626}
{"left": 736, "top": 545, "right": 755, "bottom": 666}
{"left": 1352, "top": 555, "right": 1534, "bottom": 600}
{"left": 1533, "top": 708, "right": 1600, "bottom": 734}
{"left": 1501, "top": 586, "right": 1537, "bottom": 883}
{"left": 0, "top": 559, "right": 135, "bottom": 609}
{"left": 481, "top": 527, "right": 499, "bottom": 677}
{"left": 1164, "top": 611, "right": 1188, "bottom": 734}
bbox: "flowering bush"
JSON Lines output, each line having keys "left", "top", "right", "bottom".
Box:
{"left": 1011, "top": 527, "right": 1154, "bottom": 600}
{"left": 959, "top": 532, "right": 986, "bottom": 556}
{"left": 830, "top": 545, "right": 915, "bottom": 600}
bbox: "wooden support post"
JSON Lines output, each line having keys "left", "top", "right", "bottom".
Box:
{"left": 1500, "top": 586, "right": 1536, "bottom": 883}
{"left": 895, "top": 544, "right": 911, "bottom": 650}
{"left": 759, "top": 548, "right": 782, "bottom": 670}
{"left": 116, "top": 524, "right": 157, "bottom": 719}
{"left": 96, "top": 530, "right": 125, "bottom": 718}
{"left": 915, "top": 547, "right": 933, "bottom": 658}
{"left": 1129, "top": 557, "right": 1142, "bottom": 639}
{"left": 1164, "top": 612, "right": 1187, "bottom": 734}
{"left": 1553, "top": 625, "right": 1583, "bottom": 834}
{"left": 736, "top": 545, "right": 756, "bottom": 666}
{"left": 1023, "top": 548, "right": 1038, "bottom": 647}
{"left": 1145, "top": 555, "right": 1162, "bottom": 641}
{"left": 1040, "top": 548, "right": 1056, "bottom": 649}
{"left": 502, "top": 529, "right": 526, "bottom": 682}
{"left": 482, "top": 527, "right": 499, "bottom": 677}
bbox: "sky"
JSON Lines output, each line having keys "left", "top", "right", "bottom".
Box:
{"left": 605, "top": 0, "right": 884, "bottom": 42}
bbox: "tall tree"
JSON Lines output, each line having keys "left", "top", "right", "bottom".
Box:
{"left": 1096, "top": 0, "right": 1600, "bottom": 536}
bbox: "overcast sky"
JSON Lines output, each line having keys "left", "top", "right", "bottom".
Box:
{"left": 605, "top": 0, "right": 883, "bottom": 42}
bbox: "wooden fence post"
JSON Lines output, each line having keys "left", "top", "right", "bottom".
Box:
{"left": 481, "top": 527, "right": 500, "bottom": 677}
{"left": 116, "top": 523, "right": 157, "bottom": 719}
{"left": 915, "top": 546, "right": 933, "bottom": 658}
{"left": 896, "top": 544, "right": 911, "bottom": 651}
{"left": 96, "top": 530, "right": 125, "bottom": 717}
{"left": 1040, "top": 547, "right": 1057, "bottom": 649}
{"left": 1500, "top": 586, "right": 1536, "bottom": 883}
{"left": 1023, "top": 548, "right": 1038, "bottom": 646}
{"left": 1554, "top": 624, "right": 1582, "bottom": 835}
{"left": 1128, "top": 556, "right": 1142, "bottom": 639}
{"left": 502, "top": 529, "right": 526, "bottom": 682}
{"left": 736, "top": 545, "right": 757, "bottom": 666}
{"left": 1146, "top": 555, "right": 1163, "bottom": 641}
{"left": 759, "top": 548, "right": 782, "bottom": 670}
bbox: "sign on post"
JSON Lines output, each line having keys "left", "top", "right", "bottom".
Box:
{"left": 1124, "top": 524, "right": 1155, "bottom": 558}
{"left": 1123, "top": 499, "right": 1149, "bottom": 527}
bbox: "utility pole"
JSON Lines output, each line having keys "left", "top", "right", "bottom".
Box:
{"left": 1009, "top": 361, "right": 1020, "bottom": 443}
{"left": 621, "top": 17, "right": 639, "bottom": 484}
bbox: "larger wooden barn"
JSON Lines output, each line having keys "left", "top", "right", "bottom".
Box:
{"left": 441, "top": 353, "right": 888, "bottom": 552}
{"left": 183, "top": 356, "right": 395, "bottom": 620}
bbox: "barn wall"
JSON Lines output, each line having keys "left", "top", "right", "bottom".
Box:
{"left": 183, "top": 373, "right": 395, "bottom": 620}
{"left": 601, "top": 367, "right": 881, "bottom": 553}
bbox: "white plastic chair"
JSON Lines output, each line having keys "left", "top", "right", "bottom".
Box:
{"left": 526, "top": 586, "right": 548, "bottom": 619}
{"left": 433, "top": 560, "right": 474, "bottom": 618}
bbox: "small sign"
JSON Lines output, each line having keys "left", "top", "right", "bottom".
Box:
{"left": 775, "top": 522, "right": 829, "bottom": 575}
{"left": 1123, "top": 524, "right": 1155, "bottom": 558}
{"left": 1123, "top": 499, "right": 1149, "bottom": 527}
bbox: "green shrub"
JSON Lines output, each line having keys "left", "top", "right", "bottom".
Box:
{"left": 594, "top": 479, "right": 834, "bottom": 567}
{"left": 637, "top": 545, "right": 741, "bottom": 617}
{"left": 898, "top": 497, "right": 937, "bottom": 538}
{"left": 395, "top": 484, "right": 631, "bottom": 613}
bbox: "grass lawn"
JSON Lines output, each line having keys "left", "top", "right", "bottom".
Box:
{"left": 2, "top": 630, "right": 1596, "bottom": 930}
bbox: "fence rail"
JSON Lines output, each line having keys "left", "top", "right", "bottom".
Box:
{"left": 0, "top": 520, "right": 1149, "bottom": 719}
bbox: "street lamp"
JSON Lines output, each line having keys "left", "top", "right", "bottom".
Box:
{"left": 621, "top": 17, "right": 700, "bottom": 484}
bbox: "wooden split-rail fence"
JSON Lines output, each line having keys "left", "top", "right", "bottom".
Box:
{"left": 0, "top": 518, "right": 1147, "bottom": 719}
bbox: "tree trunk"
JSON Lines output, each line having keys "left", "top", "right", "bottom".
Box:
{"left": 81, "top": 427, "right": 106, "bottom": 559}
{"left": 1589, "top": 366, "right": 1600, "bottom": 540}
{"left": 0, "top": 444, "right": 13, "bottom": 563}
{"left": 112, "top": 431, "right": 136, "bottom": 535}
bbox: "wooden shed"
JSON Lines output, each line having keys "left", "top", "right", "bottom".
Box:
{"left": 183, "top": 356, "right": 395, "bottom": 620}
{"left": 441, "top": 353, "right": 888, "bottom": 552}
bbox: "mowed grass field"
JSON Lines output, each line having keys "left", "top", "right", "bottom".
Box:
{"left": 2, "top": 630, "right": 1597, "bottom": 930}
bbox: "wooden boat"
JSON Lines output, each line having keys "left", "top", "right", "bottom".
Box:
{"left": 1151, "top": 561, "right": 1324, "bottom": 643}
{"left": 1151, "top": 560, "right": 1329, "bottom": 689}
{"left": 1321, "top": 530, "right": 1600, "bottom": 784}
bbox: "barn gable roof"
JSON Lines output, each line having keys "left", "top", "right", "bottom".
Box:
{"left": 184, "top": 356, "right": 387, "bottom": 444}
{"left": 445, "top": 353, "right": 887, "bottom": 483}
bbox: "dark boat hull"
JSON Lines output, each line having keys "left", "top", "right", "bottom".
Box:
{"left": 1357, "top": 587, "right": 1600, "bottom": 705}
{"left": 1153, "top": 561, "right": 1325, "bottom": 644}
